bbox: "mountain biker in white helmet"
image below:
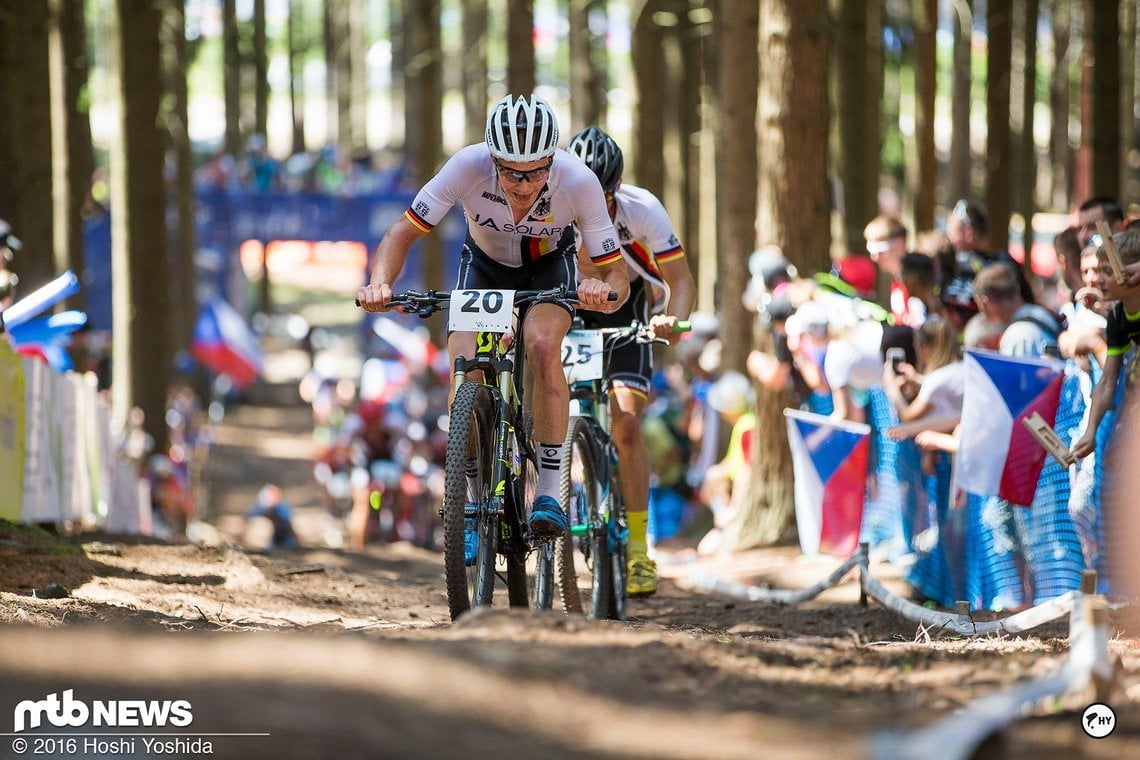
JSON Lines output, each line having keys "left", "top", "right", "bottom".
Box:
{"left": 358, "top": 95, "right": 629, "bottom": 542}
{"left": 567, "top": 124, "right": 695, "bottom": 597}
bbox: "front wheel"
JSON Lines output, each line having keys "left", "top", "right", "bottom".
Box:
{"left": 557, "top": 416, "right": 614, "bottom": 619}
{"left": 442, "top": 382, "right": 499, "bottom": 621}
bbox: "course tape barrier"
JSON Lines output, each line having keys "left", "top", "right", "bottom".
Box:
{"left": 869, "top": 588, "right": 1115, "bottom": 760}
{"left": 687, "top": 553, "right": 862, "bottom": 605}
{"left": 688, "top": 544, "right": 1082, "bottom": 637}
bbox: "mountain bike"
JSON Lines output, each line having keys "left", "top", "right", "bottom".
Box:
{"left": 363, "top": 286, "right": 610, "bottom": 620}
{"left": 557, "top": 319, "right": 687, "bottom": 620}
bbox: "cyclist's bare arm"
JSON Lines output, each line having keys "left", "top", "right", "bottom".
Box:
{"left": 357, "top": 216, "right": 427, "bottom": 312}
{"left": 580, "top": 259, "right": 629, "bottom": 312}
{"left": 650, "top": 256, "right": 696, "bottom": 343}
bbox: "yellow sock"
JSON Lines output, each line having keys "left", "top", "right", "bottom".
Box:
{"left": 627, "top": 509, "right": 649, "bottom": 556}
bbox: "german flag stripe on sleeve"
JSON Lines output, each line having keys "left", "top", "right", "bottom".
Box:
{"left": 655, "top": 245, "right": 685, "bottom": 263}
{"left": 405, "top": 207, "right": 434, "bottom": 233}
{"left": 591, "top": 249, "right": 623, "bottom": 267}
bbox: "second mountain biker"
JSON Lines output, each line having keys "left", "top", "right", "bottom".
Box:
{"left": 566, "top": 125, "right": 696, "bottom": 597}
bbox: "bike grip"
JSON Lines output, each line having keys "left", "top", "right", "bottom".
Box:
{"left": 355, "top": 297, "right": 361, "bottom": 307}
{"left": 607, "top": 291, "right": 618, "bottom": 301}
{"left": 673, "top": 321, "right": 692, "bottom": 334}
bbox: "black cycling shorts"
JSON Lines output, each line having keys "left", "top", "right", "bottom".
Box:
{"left": 454, "top": 237, "right": 577, "bottom": 320}
{"left": 579, "top": 278, "right": 652, "bottom": 397}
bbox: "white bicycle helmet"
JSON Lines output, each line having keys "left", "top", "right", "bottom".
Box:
{"left": 485, "top": 95, "right": 559, "bottom": 163}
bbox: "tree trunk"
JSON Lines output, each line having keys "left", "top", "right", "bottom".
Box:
{"left": 757, "top": 2, "right": 831, "bottom": 276}
{"left": 912, "top": 0, "right": 937, "bottom": 233}
{"left": 1013, "top": 0, "right": 1039, "bottom": 271}
{"left": 985, "top": 0, "right": 1012, "bottom": 252}
{"left": 48, "top": 0, "right": 92, "bottom": 301}
{"left": 1074, "top": 1, "right": 1092, "bottom": 202}
{"left": 462, "top": 0, "right": 489, "bottom": 144}
{"left": 111, "top": 0, "right": 172, "bottom": 455}
{"left": 223, "top": 0, "right": 242, "bottom": 157}
{"left": 739, "top": 0, "right": 832, "bottom": 550}
{"left": 405, "top": 0, "right": 444, "bottom": 340}
{"left": 831, "top": 0, "right": 879, "bottom": 251}
{"left": 1087, "top": 0, "right": 1121, "bottom": 197}
{"left": 1050, "top": 0, "right": 1071, "bottom": 210}
{"left": 678, "top": 4, "right": 704, "bottom": 277}
{"left": 252, "top": 0, "right": 268, "bottom": 140}
{"left": 333, "top": 1, "right": 352, "bottom": 149}
{"left": 1122, "top": 0, "right": 1137, "bottom": 205}
{"left": 949, "top": 0, "right": 972, "bottom": 203}
{"left": 347, "top": 0, "right": 368, "bottom": 155}
{"left": 569, "top": 0, "right": 607, "bottom": 129}
{"left": 0, "top": 2, "right": 18, "bottom": 225}
{"left": 631, "top": 0, "right": 666, "bottom": 196}
{"left": 507, "top": 0, "right": 535, "bottom": 96}
{"left": 713, "top": 0, "right": 757, "bottom": 376}
{"left": 388, "top": 0, "right": 405, "bottom": 150}
{"left": 288, "top": 0, "right": 306, "bottom": 154}
{"left": 162, "top": 0, "right": 195, "bottom": 354}
{"left": 6, "top": 0, "right": 54, "bottom": 292}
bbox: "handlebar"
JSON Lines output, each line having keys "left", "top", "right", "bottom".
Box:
{"left": 571, "top": 318, "right": 692, "bottom": 347}
{"left": 355, "top": 286, "right": 617, "bottom": 316}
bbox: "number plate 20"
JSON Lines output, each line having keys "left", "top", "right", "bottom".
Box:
{"left": 447, "top": 289, "right": 515, "bottom": 332}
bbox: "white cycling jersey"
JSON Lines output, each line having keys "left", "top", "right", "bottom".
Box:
{"left": 403, "top": 143, "right": 623, "bottom": 270}
{"left": 595, "top": 183, "right": 685, "bottom": 290}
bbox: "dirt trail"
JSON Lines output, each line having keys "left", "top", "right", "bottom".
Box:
{"left": 1, "top": 347, "right": 1139, "bottom": 758}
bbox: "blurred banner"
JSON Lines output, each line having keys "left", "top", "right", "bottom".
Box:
{"left": 0, "top": 341, "right": 25, "bottom": 519}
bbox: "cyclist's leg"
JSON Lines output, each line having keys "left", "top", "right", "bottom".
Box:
{"left": 521, "top": 249, "right": 576, "bottom": 534}
{"left": 524, "top": 301, "right": 572, "bottom": 533}
{"left": 600, "top": 280, "right": 658, "bottom": 595}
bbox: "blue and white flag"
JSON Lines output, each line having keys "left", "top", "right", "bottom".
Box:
{"left": 784, "top": 409, "right": 871, "bottom": 557}
{"left": 957, "top": 349, "right": 1065, "bottom": 506}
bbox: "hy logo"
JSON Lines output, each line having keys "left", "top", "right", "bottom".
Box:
{"left": 13, "top": 690, "right": 193, "bottom": 733}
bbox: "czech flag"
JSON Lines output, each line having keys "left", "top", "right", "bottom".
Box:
{"left": 956, "top": 349, "right": 1065, "bottom": 506}
{"left": 190, "top": 297, "right": 264, "bottom": 390}
{"left": 784, "top": 409, "right": 871, "bottom": 557}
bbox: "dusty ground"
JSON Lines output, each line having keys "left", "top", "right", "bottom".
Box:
{"left": 2, "top": 337, "right": 1140, "bottom": 758}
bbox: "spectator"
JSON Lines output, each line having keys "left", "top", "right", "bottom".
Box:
{"left": 863, "top": 215, "right": 922, "bottom": 326}
{"left": 0, "top": 217, "right": 19, "bottom": 272}
{"left": 1076, "top": 196, "right": 1126, "bottom": 247}
{"left": 0, "top": 269, "right": 17, "bottom": 311}
{"left": 1071, "top": 231, "right": 1140, "bottom": 460}
{"left": 239, "top": 134, "right": 280, "bottom": 192}
{"left": 900, "top": 252, "right": 938, "bottom": 320}
{"left": 883, "top": 316, "right": 965, "bottom": 465}
{"left": 946, "top": 199, "right": 1036, "bottom": 305}
{"left": 972, "top": 262, "right": 1061, "bottom": 358}
{"left": 698, "top": 370, "right": 755, "bottom": 554}
{"left": 246, "top": 484, "right": 299, "bottom": 550}
{"left": 1053, "top": 226, "right": 1083, "bottom": 311}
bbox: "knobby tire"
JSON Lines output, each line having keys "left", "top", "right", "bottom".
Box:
{"left": 557, "top": 416, "right": 614, "bottom": 618}
{"left": 443, "top": 382, "right": 498, "bottom": 621}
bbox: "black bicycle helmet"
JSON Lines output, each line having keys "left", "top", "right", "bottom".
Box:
{"left": 566, "top": 125, "right": 624, "bottom": 194}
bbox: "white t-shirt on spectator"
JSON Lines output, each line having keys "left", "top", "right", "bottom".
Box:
{"left": 823, "top": 320, "right": 884, "bottom": 392}
{"left": 915, "top": 361, "right": 966, "bottom": 417}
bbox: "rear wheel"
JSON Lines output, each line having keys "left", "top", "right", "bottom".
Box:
{"left": 557, "top": 417, "right": 613, "bottom": 618}
{"left": 443, "top": 382, "right": 498, "bottom": 621}
{"left": 605, "top": 471, "right": 628, "bottom": 621}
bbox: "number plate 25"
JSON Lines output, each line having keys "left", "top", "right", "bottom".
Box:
{"left": 447, "top": 289, "right": 515, "bottom": 332}
{"left": 561, "top": 330, "right": 604, "bottom": 382}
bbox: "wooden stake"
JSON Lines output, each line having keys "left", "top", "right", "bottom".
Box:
{"left": 1096, "top": 220, "right": 1128, "bottom": 285}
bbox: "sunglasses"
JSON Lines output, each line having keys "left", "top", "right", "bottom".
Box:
{"left": 494, "top": 157, "right": 553, "bottom": 184}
